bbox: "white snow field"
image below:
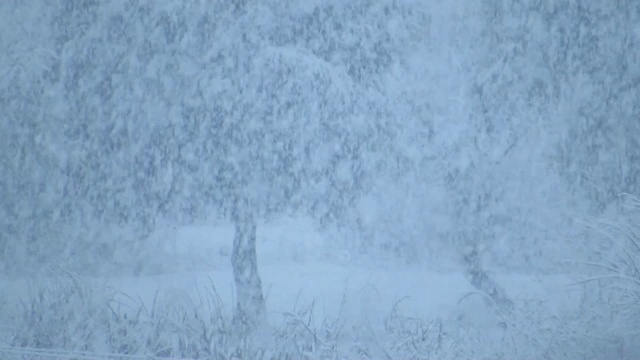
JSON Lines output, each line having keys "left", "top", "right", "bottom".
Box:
{"left": 3, "top": 217, "right": 634, "bottom": 360}
{"left": 145, "top": 217, "right": 578, "bottom": 325}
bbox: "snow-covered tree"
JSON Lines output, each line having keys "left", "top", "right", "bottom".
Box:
{"left": 163, "top": 0, "right": 425, "bottom": 328}
{"left": 544, "top": 1, "right": 640, "bottom": 212}
{"left": 435, "top": 0, "right": 640, "bottom": 305}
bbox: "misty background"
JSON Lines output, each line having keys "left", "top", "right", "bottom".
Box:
{"left": 1, "top": 1, "right": 639, "bottom": 359}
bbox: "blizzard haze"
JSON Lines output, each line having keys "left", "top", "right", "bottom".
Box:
{"left": 1, "top": 1, "right": 639, "bottom": 359}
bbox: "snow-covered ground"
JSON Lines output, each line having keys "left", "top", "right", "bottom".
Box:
{"left": 106, "top": 260, "right": 578, "bottom": 332}
{"left": 128, "top": 217, "right": 578, "bottom": 326}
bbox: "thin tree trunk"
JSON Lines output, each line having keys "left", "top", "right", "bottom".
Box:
{"left": 463, "top": 243, "right": 513, "bottom": 312}
{"left": 231, "top": 205, "right": 266, "bottom": 331}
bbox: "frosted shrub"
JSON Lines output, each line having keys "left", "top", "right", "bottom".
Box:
{"left": 9, "top": 274, "right": 108, "bottom": 354}
{"left": 574, "top": 194, "right": 640, "bottom": 358}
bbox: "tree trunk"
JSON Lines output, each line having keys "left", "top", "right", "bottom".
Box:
{"left": 231, "top": 205, "right": 266, "bottom": 331}
{"left": 463, "top": 243, "right": 513, "bottom": 312}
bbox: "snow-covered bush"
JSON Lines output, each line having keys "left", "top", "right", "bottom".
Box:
{"left": 572, "top": 194, "right": 640, "bottom": 357}
{"left": 8, "top": 273, "right": 108, "bottom": 354}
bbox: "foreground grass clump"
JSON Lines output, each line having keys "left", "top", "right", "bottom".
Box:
{"left": 572, "top": 194, "right": 640, "bottom": 359}
{"left": 8, "top": 274, "right": 107, "bottom": 352}
{"left": 2, "top": 269, "right": 639, "bottom": 360}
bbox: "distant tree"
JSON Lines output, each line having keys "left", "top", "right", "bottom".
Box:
{"left": 548, "top": 1, "right": 640, "bottom": 212}
{"left": 436, "top": 0, "right": 563, "bottom": 308}
{"left": 444, "top": 0, "right": 640, "bottom": 306}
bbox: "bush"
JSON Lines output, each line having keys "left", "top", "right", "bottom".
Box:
{"left": 573, "top": 193, "right": 640, "bottom": 358}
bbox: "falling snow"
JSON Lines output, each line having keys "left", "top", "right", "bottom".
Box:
{"left": 1, "top": 1, "right": 639, "bottom": 359}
